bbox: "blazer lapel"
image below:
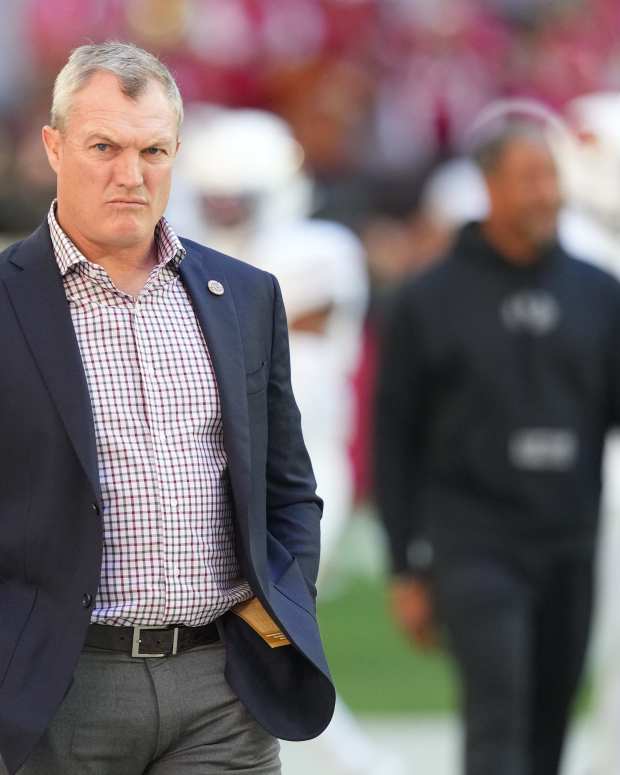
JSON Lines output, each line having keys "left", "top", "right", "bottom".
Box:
{"left": 3, "top": 224, "right": 101, "bottom": 504}
{"left": 3, "top": 228, "right": 255, "bottom": 574}
{"left": 178, "top": 244, "right": 257, "bottom": 576}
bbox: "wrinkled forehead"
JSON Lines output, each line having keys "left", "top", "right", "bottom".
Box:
{"left": 74, "top": 110, "right": 179, "bottom": 150}
{"left": 65, "top": 72, "right": 178, "bottom": 144}
{"left": 498, "top": 136, "right": 557, "bottom": 172}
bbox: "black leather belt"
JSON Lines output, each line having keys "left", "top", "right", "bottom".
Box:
{"left": 85, "top": 622, "right": 220, "bottom": 658}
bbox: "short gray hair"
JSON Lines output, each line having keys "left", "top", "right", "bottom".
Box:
{"left": 51, "top": 41, "right": 183, "bottom": 132}
{"left": 470, "top": 120, "right": 550, "bottom": 175}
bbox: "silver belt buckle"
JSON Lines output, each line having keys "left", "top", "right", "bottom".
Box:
{"left": 131, "top": 625, "right": 179, "bottom": 658}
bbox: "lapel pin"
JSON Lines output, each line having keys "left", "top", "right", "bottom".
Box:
{"left": 208, "top": 280, "right": 225, "bottom": 296}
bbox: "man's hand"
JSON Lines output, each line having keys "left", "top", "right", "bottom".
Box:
{"left": 389, "top": 576, "right": 438, "bottom": 650}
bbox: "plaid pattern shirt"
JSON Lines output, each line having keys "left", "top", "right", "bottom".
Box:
{"left": 47, "top": 202, "right": 251, "bottom": 626}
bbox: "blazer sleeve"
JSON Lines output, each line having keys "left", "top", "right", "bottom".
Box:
{"left": 607, "top": 279, "right": 620, "bottom": 429}
{"left": 374, "top": 284, "right": 432, "bottom": 577}
{"left": 264, "top": 274, "right": 323, "bottom": 586}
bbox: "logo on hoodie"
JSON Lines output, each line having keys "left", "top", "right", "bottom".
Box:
{"left": 501, "top": 290, "right": 561, "bottom": 335}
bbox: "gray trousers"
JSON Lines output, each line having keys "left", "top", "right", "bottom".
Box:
{"left": 15, "top": 641, "right": 280, "bottom": 774}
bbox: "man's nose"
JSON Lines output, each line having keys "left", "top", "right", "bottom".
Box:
{"left": 113, "top": 150, "right": 144, "bottom": 189}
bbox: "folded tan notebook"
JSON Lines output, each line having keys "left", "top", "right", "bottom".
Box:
{"left": 232, "top": 597, "right": 291, "bottom": 648}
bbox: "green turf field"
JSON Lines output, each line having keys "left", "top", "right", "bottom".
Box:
{"left": 317, "top": 513, "right": 592, "bottom": 716}
{"left": 317, "top": 576, "right": 458, "bottom": 714}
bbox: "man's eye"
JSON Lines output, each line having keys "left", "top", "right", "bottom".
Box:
{"left": 145, "top": 147, "right": 163, "bottom": 155}
{"left": 94, "top": 143, "right": 109, "bottom": 152}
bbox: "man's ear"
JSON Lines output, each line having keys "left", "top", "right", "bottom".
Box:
{"left": 42, "top": 126, "right": 62, "bottom": 174}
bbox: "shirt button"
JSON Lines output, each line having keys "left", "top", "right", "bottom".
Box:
{"left": 169, "top": 499, "right": 178, "bottom": 508}
{"left": 82, "top": 593, "right": 93, "bottom": 608}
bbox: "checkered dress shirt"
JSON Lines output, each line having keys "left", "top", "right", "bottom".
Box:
{"left": 47, "top": 202, "right": 251, "bottom": 626}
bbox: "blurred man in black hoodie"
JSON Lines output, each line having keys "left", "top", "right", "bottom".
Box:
{"left": 374, "top": 122, "right": 620, "bottom": 775}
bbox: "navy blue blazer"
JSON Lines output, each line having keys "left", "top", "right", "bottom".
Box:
{"left": 0, "top": 222, "right": 335, "bottom": 774}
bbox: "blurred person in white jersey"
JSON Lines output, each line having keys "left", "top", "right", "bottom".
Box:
{"left": 552, "top": 93, "right": 620, "bottom": 775}
{"left": 167, "top": 107, "right": 313, "bottom": 259}
{"left": 168, "top": 107, "right": 406, "bottom": 775}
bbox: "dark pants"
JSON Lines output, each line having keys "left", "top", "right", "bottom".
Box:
{"left": 434, "top": 547, "right": 593, "bottom": 775}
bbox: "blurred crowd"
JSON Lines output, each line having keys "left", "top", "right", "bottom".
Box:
{"left": 4, "top": 0, "right": 620, "bottom": 236}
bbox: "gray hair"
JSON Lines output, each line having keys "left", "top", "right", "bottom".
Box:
{"left": 469, "top": 120, "right": 551, "bottom": 175}
{"left": 51, "top": 41, "right": 183, "bottom": 132}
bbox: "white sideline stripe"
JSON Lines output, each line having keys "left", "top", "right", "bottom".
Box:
{"left": 279, "top": 716, "right": 591, "bottom": 775}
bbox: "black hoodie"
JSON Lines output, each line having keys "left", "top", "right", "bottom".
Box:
{"left": 375, "top": 222, "right": 620, "bottom": 575}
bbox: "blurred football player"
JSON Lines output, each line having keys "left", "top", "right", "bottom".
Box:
{"left": 169, "top": 107, "right": 406, "bottom": 775}
{"left": 552, "top": 92, "right": 620, "bottom": 775}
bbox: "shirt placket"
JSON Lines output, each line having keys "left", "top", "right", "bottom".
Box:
{"left": 50, "top": 203, "right": 252, "bottom": 626}
{"left": 133, "top": 278, "right": 184, "bottom": 623}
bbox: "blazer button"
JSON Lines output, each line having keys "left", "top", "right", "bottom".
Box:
{"left": 82, "top": 593, "right": 93, "bottom": 608}
{"left": 91, "top": 503, "right": 100, "bottom": 515}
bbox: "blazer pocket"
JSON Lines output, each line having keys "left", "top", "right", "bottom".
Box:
{"left": 273, "top": 557, "right": 317, "bottom": 618}
{"left": 246, "top": 360, "right": 268, "bottom": 396}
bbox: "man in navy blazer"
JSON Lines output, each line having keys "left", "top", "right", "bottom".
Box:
{"left": 0, "top": 42, "right": 334, "bottom": 775}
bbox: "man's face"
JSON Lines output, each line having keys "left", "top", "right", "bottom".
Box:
{"left": 486, "top": 138, "right": 561, "bottom": 249}
{"left": 42, "top": 70, "right": 179, "bottom": 254}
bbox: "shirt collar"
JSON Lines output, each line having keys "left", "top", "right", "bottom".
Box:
{"left": 47, "top": 199, "right": 186, "bottom": 278}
